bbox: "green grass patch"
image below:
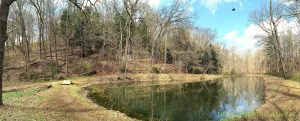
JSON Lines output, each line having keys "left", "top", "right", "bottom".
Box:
{"left": 86, "top": 85, "right": 113, "bottom": 107}
{"left": 3, "top": 88, "right": 43, "bottom": 101}
{"left": 287, "top": 72, "right": 300, "bottom": 82}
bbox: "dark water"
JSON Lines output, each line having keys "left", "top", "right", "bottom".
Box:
{"left": 88, "top": 76, "right": 265, "bottom": 121}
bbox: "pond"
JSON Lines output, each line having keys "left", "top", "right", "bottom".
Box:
{"left": 87, "top": 76, "right": 265, "bottom": 121}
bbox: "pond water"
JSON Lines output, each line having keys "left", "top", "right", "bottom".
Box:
{"left": 88, "top": 76, "right": 265, "bottom": 121}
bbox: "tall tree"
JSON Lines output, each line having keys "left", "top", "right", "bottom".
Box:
{"left": 251, "top": 0, "right": 287, "bottom": 78}
{"left": 0, "top": 0, "right": 87, "bottom": 106}
{"left": 15, "top": 1, "right": 30, "bottom": 72}
{"left": 123, "top": 0, "right": 139, "bottom": 77}
{"left": 152, "top": 0, "right": 192, "bottom": 61}
{"left": 30, "top": 0, "right": 45, "bottom": 59}
{"left": 269, "top": 0, "right": 286, "bottom": 78}
{"left": 0, "top": 0, "right": 16, "bottom": 106}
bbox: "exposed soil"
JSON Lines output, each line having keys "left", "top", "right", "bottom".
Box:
{"left": 1, "top": 76, "right": 137, "bottom": 121}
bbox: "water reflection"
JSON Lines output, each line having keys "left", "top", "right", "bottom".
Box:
{"left": 89, "top": 76, "right": 265, "bottom": 121}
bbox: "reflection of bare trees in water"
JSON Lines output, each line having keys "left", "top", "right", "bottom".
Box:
{"left": 220, "top": 77, "right": 265, "bottom": 113}
{"left": 89, "top": 76, "right": 266, "bottom": 121}
{"left": 222, "top": 77, "right": 264, "bottom": 97}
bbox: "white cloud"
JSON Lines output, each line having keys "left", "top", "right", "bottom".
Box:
{"left": 278, "top": 19, "right": 300, "bottom": 34}
{"left": 223, "top": 24, "right": 263, "bottom": 53}
{"left": 147, "top": 0, "right": 160, "bottom": 8}
{"left": 224, "top": 30, "right": 238, "bottom": 40}
{"left": 200, "top": 0, "right": 240, "bottom": 15}
{"left": 223, "top": 19, "right": 300, "bottom": 53}
{"left": 200, "top": 0, "right": 219, "bottom": 15}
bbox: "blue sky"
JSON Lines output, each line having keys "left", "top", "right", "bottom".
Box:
{"left": 192, "top": 0, "right": 266, "bottom": 52}
{"left": 147, "top": 0, "right": 299, "bottom": 53}
{"left": 192, "top": 0, "right": 261, "bottom": 40}
{"left": 147, "top": 0, "right": 268, "bottom": 52}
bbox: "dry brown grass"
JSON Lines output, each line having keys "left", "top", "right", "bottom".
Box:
{"left": 1, "top": 80, "right": 137, "bottom": 121}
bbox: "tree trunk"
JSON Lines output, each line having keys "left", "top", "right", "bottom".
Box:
{"left": 118, "top": 21, "right": 123, "bottom": 76}
{"left": 65, "top": 38, "right": 69, "bottom": 77}
{"left": 17, "top": 1, "right": 29, "bottom": 72}
{"left": 0, "top": 35, "right": 6, "bottom": 106}
{"left": 270, "top": 0, "right": 287, "bottom": 78}
{"left": 124, "top": 21, "right": 130, "bottom": 77}
{"left": 0, "top": 0, "right": 16, "bottom": 106}
{"left": 54, "top": 34, "right": 58, "bottom": 67}
{"left": 30, "top": 0, "right": 45, "bottom": 60}
{"left": 49, "top": 35, "right": 53, "bottom": 79}
{"left": 164, "top": 34, "right": 167, "bottom": 71}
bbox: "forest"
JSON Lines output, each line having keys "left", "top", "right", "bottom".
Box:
{"left": 0, "top": 0, "right": 300, "bottom": 121}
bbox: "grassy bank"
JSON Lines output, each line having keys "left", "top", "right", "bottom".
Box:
{"left": 1, "top": 77, "right": 137, "bottom": 121}
{"left": 287, "top": 72, "right": 300, "bottom": 82}
{"left": 0, "top": 87, "right": 49, "bottom": 120}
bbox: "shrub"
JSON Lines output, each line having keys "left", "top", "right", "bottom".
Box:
{"left": 287, "top": 72, "right": 300, "bottom": 82}
{"left": 184, "top": 61, "right": 204, "bottom": 74}
{"left": 230, "top": 69, "right": 236, "bottom": 75}
{"left": 46, "top": 62, "right": 60, "bottom": 75}
{"left": 152, "top": 67, "right": 161, "bottom": 74}
{"left": 20, "top": 71, "right": 40, "bottom": 81}
{"left": 81, "top": 60, "right": 93, "bottom": 71}
{"left": 119, "top": 66, "right": 131, "bottom": 73}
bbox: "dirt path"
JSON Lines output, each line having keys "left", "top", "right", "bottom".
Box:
{"left": 35, "top": 82, "right": 137, "bottom": 121}
{"left": 0, "top": 80, "right": 137, "bottom": 121}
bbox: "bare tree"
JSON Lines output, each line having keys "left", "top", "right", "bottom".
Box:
{"left": 0, "top": 0, "right": 88, "bottom": 106}
{"left": 250, "top": 0, "right": 287, "bottom": 78}
{"left": 30, "top": 0, "right": 45, "bottom": 59}
{"left": 123, "top": 0, "right": 139, "bottom": 77}
{"left": 152, "top": 0, "right": 192, "bottom": 66}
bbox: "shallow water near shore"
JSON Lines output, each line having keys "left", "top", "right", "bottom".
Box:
{"left": 88, "top": 76, "right": 265, "bottom": 121}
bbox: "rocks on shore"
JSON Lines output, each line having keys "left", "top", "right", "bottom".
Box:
{"left": 62, "top": 80, "right": 72, "bottom": 85}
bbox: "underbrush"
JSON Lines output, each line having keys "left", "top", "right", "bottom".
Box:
{"left": 287, "top": 72, "right": 300, "bottom": 82}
